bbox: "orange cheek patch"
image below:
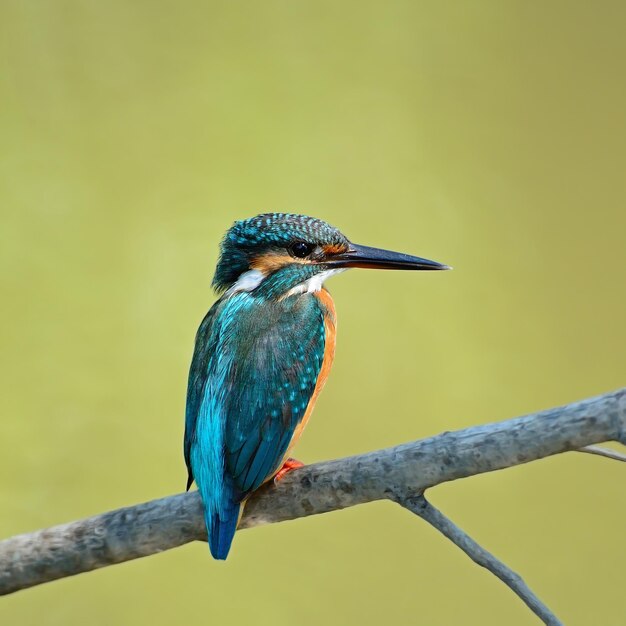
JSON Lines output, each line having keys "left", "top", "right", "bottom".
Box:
{"left": 323, "top": 243, "right": 349, "bottom": 256}
{"left": 250, "top": 253, "right": 301, "bottom": 273}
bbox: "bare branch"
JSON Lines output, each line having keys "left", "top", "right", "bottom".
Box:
{"left": 0, "top": 387, "right": 624, "bottom": 604}
{"left": 395, "top": 493, "right": 563, "bottom": 626}
{"left": 578, "top": 444, "right": 626, "bottom": 462}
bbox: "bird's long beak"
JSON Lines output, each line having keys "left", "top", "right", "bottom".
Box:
{"left": 328, "top": 243, "right": 451, "bottom": 271}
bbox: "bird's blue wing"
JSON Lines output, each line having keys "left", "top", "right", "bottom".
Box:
{"left": 221, "top": 294, "right": 327, "bottom": 493}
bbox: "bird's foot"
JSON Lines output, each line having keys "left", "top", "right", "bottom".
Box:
{"left": 274, "top": 458, "right": 304, "bottom": 484}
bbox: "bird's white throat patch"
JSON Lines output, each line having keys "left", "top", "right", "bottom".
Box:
{"left": 226, "top": 268, "right": 345, "bottom": 297}
{"left": 285, "top": 268, "right": 345, "bottom": 296}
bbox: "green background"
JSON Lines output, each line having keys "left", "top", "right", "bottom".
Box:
{"left": 1, "top": 2, "right": 625, "bottom": 625}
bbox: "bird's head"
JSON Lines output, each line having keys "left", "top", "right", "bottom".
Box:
{"left": 213, "top": 213, "right": 449, "bottom": 298}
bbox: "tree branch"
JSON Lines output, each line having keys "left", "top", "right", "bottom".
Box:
{"left": 394, "top": 493, "right": 563, "bottom": 626}
{"left": 1, "top": 387, "right": 624, "bottom": 614}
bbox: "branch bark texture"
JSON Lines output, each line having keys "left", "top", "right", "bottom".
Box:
{"left": 1, "top": 388, "right": 624, "bottom": 598}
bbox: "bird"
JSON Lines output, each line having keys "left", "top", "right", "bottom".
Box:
{"left": 184, "top": 213, "right": 449, "bottom": 559}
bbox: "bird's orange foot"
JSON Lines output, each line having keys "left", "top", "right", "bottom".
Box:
{"left": 274, "top": 458, "right": 305, "bottom": 483}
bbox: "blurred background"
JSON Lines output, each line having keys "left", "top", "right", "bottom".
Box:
{"left": 1, "top": 2, "right": 625, "bottom": 624}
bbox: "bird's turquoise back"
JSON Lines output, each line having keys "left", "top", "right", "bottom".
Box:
{"left": 185, "top": 291, "right": 328, "bottom": 559}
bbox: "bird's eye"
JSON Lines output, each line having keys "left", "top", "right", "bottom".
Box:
{"left": 290, "top": 241, "right": 314, "bottom": 258}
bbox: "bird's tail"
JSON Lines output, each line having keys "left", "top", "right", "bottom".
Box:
{"left": 206, "top": 498, "right": 241, "bottom": 560}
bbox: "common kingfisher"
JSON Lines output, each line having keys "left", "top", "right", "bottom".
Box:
{"left": 184, "top": 213, "right": 449, "bottom": 559}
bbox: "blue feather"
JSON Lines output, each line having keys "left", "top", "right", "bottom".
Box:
{"left": 207, "top": 473, "right": 240, "bottom": 560}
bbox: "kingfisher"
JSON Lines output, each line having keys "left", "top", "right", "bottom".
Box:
{"left": 184, "top": 213, "right": 449, "bottom": 559}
